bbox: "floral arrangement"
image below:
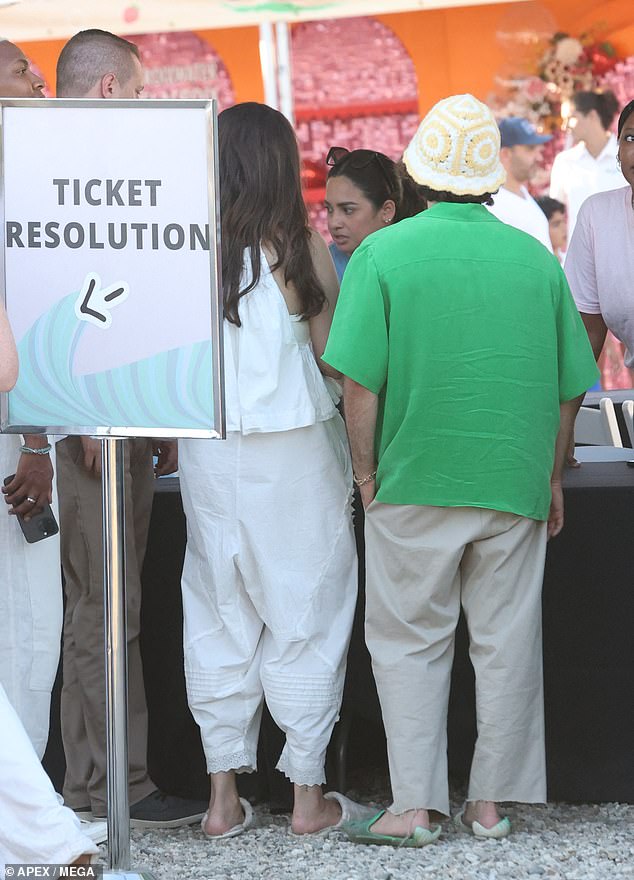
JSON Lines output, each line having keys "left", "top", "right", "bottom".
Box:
{"left": 539, "top": 33, "right": 618, "bottom": 98}
{"left": 490, "top": 31, "right": 621, "bottom": 132}
{"left": 599, "top": 54, "right": 634, "bottom": 110}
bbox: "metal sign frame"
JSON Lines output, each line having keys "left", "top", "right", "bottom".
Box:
{"left": 0, "top": 97, "right": 225, "bottom": 441}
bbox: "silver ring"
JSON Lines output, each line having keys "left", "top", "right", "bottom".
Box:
{"left": 26, "top": 496, "right": 36, "bottom": 504}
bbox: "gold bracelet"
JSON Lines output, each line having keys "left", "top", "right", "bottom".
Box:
{"left": 353, "top": 470, "right": 377, "bottom": 487}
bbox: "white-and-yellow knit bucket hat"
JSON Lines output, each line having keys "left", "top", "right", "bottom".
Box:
{"left": 404, "top": 94, "right": 506, "bottom": 196}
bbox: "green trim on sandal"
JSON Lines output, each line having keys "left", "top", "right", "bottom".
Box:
{"left": 454, "top": 812, "right": 511, "bottom": 839}
{"left": 343, "top": 810, "right": 442, "bottom": 848}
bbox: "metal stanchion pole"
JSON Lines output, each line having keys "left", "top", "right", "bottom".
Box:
{"left": 102, "top": 436, "right": 130, "bottom": 871}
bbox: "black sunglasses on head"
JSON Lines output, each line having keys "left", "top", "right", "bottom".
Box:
{"left": 326, "top": 145, "right": 394, "bottom": 192}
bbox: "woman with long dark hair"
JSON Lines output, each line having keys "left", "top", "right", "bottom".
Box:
{"left": 178, "top": 103, "right": 367, "bottom": 838}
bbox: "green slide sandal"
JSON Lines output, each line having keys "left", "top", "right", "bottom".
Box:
{"left": 343, "top": 810, "right": 442, "bottom": 848}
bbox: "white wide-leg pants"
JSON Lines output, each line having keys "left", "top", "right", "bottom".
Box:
{"left": 179, "top": 416, "right": 357, "bottom": 786}
{"left": 0, "top": 682, "right": 97, "bottom": 871}
{"left": 0, "top": 435, "right": 62, "bottom": 758}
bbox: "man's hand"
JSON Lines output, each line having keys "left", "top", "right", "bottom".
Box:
{"left": 2, "top": 450, "right": 53, "bottom": 519}
{"left": 343, "top": 377, "right": 379, "bottom": 513}
{"left": 153, "top": 440, "right": 178, "bottom": 477}
{"left": 547, "top": 480, "right": 564, "bottom": 539}
{"left": 81, "top": 436, "right": 102, "bottom": 477}
{"left": 359, "top": 479, "right": 377, "bottom": 510}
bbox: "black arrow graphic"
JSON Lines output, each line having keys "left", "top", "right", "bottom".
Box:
{"left": 79, "top": 277, "right": 126, "bottom": 323}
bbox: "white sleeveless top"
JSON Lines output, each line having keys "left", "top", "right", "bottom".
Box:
{"left": 224, "top": 248, "right": 339, "bottom": 434}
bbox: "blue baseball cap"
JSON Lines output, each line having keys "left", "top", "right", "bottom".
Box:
{"left": 498, "top": 117, "right": 552, "bottom": 147}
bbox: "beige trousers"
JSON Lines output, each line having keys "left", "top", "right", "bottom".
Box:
{"left": 365, "top": 502, "right": 547, "bottom": 816}
{"left": 56, "top": 436, "right": 156, "bottom": 814}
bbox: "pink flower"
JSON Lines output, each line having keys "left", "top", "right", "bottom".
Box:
{"left": 525, "top": 76, "right": 547, "bottom": 99}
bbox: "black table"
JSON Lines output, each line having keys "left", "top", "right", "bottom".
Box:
{"left": 541, "top": 461, "right": 634, "bottom": 802}
{"left": 44, "top": 463, "right": 634, "bottom": 804}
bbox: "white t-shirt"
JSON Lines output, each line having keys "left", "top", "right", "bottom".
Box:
{"left": 550, "top": 134, "right": 622, "bottom": 238}
{"left": 486, "top": 186, "right": 553, "bottom": 252}
{"left": 564, "top": 185, "right": 634, "bottom": 366}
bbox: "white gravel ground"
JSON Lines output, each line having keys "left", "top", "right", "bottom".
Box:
{"left": 93, "top": 786, "right": 634, "bottom": 879}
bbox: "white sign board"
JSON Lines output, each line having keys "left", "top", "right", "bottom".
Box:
{"left": 0, "top": 99, "right": 224, "bottom": 438}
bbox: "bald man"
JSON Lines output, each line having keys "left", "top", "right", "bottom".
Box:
{"left": 56, "top": 28, "right": 144, "bottom": 100}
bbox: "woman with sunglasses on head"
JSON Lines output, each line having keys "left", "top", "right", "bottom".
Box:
{"left": 565, "top": 99, "right": 634, "bottom": 390}
{"left": 178, "top": 102, "right": 369, "bottom": 840}
{"left": 325, "top": 147, "right": 427, "bottom": 280}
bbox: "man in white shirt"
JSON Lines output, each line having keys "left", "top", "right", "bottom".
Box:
{"left": 550, "top": 90, "right": 621, "bottom": 239}
{"left": 487, "top": 117, "right": 553, "bottom": 251}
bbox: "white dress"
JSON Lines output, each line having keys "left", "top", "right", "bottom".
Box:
{"left": 178, "top": 249, "right": 357, "bottom": 785}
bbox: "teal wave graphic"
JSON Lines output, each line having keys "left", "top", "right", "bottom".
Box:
{"left": 9, "top": 290, "right": 215, "bottom": 430}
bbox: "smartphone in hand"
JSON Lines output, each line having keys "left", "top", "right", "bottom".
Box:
{"left": 3, "top": 474, "right": 59, "bottom": 543}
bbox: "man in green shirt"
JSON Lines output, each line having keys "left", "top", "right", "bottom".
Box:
{"left": 323, "top": 94, "right": 599, "bottom": 848}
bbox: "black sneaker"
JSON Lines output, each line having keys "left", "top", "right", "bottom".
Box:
{"left": 129, "top": 790, "right": 208, "bottom": 829}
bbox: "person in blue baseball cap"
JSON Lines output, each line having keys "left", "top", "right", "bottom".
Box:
{"left": 498, "top": 116, "right": 552, "bottom": 147}
{"left": 487, "top": 117, "right": 553, "bottom": 250}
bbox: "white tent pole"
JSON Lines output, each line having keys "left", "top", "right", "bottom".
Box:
{"left": 259, "top": 21, "right": 279, "bottom": 110}
{"left": 275, "top": 21, "right": 294, "bottom": 126}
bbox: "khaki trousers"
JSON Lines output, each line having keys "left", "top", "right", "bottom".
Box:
{"left": 56, "top": 436, "right": 156, "bottom": 813}
{"left": 365, "top": 503, "right": 547, "bottom": 816}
